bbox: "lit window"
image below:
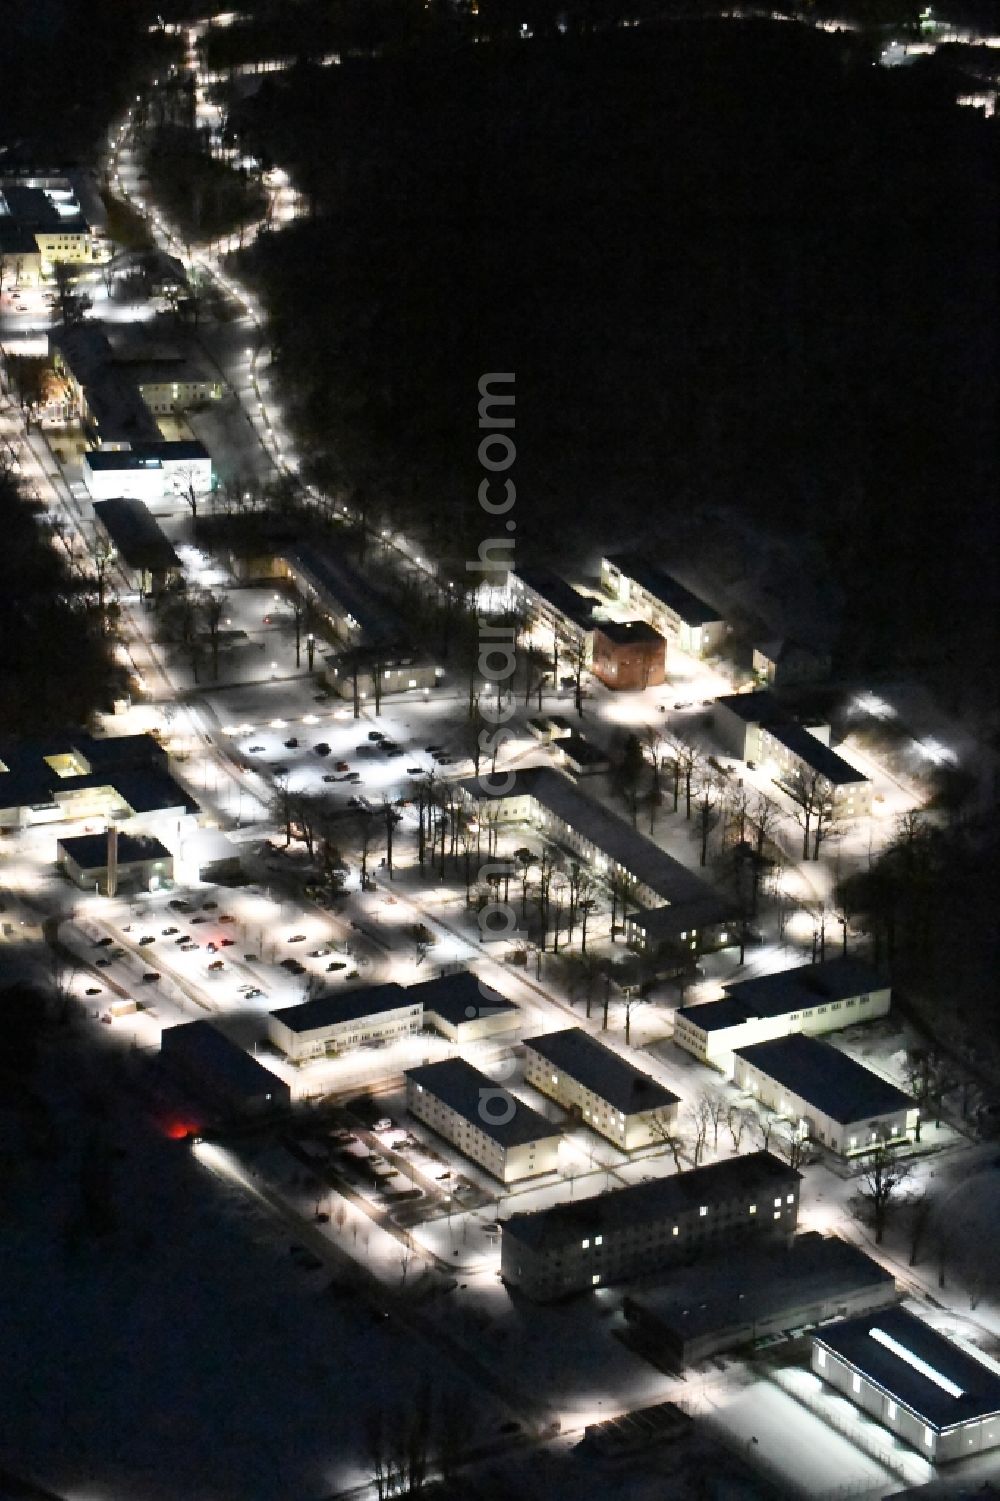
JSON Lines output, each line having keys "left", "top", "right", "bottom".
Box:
{"left": 551, "top": 1074, "right": 558, "bottom": 1085}
{"left": 581, "top": 1239, "right": 589, "bottom": 1250}
{"left": 849, "top": 1135, "right": 858, "bottom": 1149}
{"left": 594, "top": 1235, "right": 602, "bottom": 1247}
{"left": 592, "top": 1274, "right": 600, "bottom": 1286}
{"left": 773, "top": 1210, "right": 781, "bottom": 1220}
{"left": 699, "top": 1206, "right": 707, "bottom": 1217}
{"left": 852, "top": 1374, "right": 861, "bottom": 1394}
{"left": 774, "top": 1198, "right": 782, "bottom": 1209}
{"left": 749, "top": 1204, "right": 757, "bottom": 1215}
{"left": 924, "top": 1428, "right": 934, "bottom": 1448}
{"left": 887, "top": 1401, "right": 897, "bottom": 1419}
{"left": 786, "top": 1194, "right": 794, "bottom": 1204}
{"left": 672, "top": 1226, "right": 679, "bottom": 1236}
{"left": 816, "top": 1348, "right": 826, "bottom": 1368}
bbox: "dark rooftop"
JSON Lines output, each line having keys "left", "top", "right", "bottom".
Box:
{"left": 514, "top": 567, "right": 596, "bottom": 633}
{"left": 160, "top": 1020, "right": 288, "bottom": 1102}
{"left": 286, "top": 543, "right": 405, "bottom": 650}
{"left": 766, "top": 722, "right": 869, "bottom": 787}
{"left": 734, "top": 1035, "right": 915, "bottom": 1125}
{"left": 525, "top": 1028, "right": 679, "bottom": 1115}
{"left": 270, "top": 983, "right": 412, "bottom": 1033}
{"left": 594, "top": 618, "right": 666, "bottom": 647}
{"left": 407, "top": 970, "right": 517, "bottom": 1028}
{"left": 815, "top": 1306, "right": 1000, "bottom": 1432}
{"left": 714, "top": 690, "right": 786, "bottom": 724}
{"left": 57, "top": 833, "right": 171, "bottom": 869}
{"left": 92, "top": 499, "right": 181, "bottom": 574}
{"left": 504, "top": 1151, "right": 799, "bottom": 1251}
{"left": 406, "top": 1058, "right": 562, "bottom": 1149}
{"left": 604, "top": 554, "right": 722, "bottom": 626}
{"left": 679, "top": 959, "right": 888, "bottom": 1034}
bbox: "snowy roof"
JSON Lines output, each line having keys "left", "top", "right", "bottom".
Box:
{"left": 814, "top": 1306, "right": 1000, "bottom": 1431}
{"left": 270, "top": 983, "right": 413, "bottom": 1034}
{"left": 406, "top": 1058, "right": 561, "bottom": 1149}
{"left": 678, "top": 959, "right": 888, "bottom": 1034}
{"left": 734, "top": 1036, "right": 915, "bottom": 1124}
{"left": 524, "top": 1028, "right": 678, "bottom": 1115}
{"left": 504, "top": 1152, "right": 799, "bottom": 1251}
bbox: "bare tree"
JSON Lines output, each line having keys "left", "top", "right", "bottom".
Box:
{"left": 784, "top": 767, "right": 826, "bottom": 861}
{"left": 699, "top": 1087, "right": 728, "bottom": 1151}
{"left": 725, "top": 1103, "right": 753, "bottom": 1153}
{"left": 647, "top": 1114, "right": 688, "bottom": 1171}
{"left": 693, "top": 775, "right": 722, "bottom": 866}
{"left": 854, "top": 1136, "right": 912, "bottom": 1244}
{"left": 686, "top": 1096, "right": 713, "bottom": 1165}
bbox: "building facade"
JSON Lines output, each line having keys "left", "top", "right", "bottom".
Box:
{"left": 591, "top": 620, "right": 666, "bottom": 691}
{"left": 523, "top": 1028, "right": 679, "bottom": 1150}
{"left": 812, "top": 1307, "right": 1000, "bottom": 1463}
{"left": 160, "top": 1021, "right": 290, "bottom": 1116}
{"left": 511, "top": 567, "right": 596, "bottom": 656}
{"left": 409, "top": 971, "right": 520, "bottom": 1044}
{"left": 674, "top": 959, "right": 891, "bottom": 1074}
{"left": 733, "top": 1035, "right": 918, "bottom": 1155}
{"left": 501, "top": 1152, "right": 800, "bottom": 1300}
{"left": 601, "top": 554, "right": 726, "bottom": 657}
{"left": 57, "top": 832, "right": 173, "bottom": 894}
{"left": 405, "top": 1057, "right": 561, "bottom": 1184}
{"left": 268, "top": 985, "right": 422, "bottom": 1061}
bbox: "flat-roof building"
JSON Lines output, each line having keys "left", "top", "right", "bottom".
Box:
{"left": 601, "top": 554, "right": 726, "bottom": 657}
{"left": 591, "top": 618, "right": 666, "bottom": 691}
{"left": 460, "top": 768, "right": 736, "bottom": 957}
{"left": 405, "top": 1057, "right": 561, "bottom": 1184}
{"left": 409, "top": 971, "right": 519, "bottom": 1044}
{"left": 713, "top": 693, "right": 872, "bottom": 817}
{"left": 268, "top": 984, "right": 421, "bottom": 1062}
{"left": 83, "top": 441, "right": 213, "bottom": 506}
{"left": 57, "top": 831, "right": 173, "bottom": 895}
{"left": 0, "top": 732, "right": 196, "bottom": 833}
{"left": 734, "top": 1034, "right": 917, "bottom": 1155}
{"left": 523, "top": 1028, "right": 679, "bottom": 1150}
{"left": 674, "top": 959, "right": 890, "bottom": 1074}
{"left": 624, "top": 1232, "right": 898, "bottom": 1366}
{"left": 160, "top": 1021, "right": 290, "bottom": 1116}
{"left": 813, "top": 1306, "right": 1000, "bottom": 1462}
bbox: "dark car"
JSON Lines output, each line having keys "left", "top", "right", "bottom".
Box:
{"left": 141, "top": 971, "right": 160, "bottom": 983}
{"left": 327, "top": 960, "right": 347, "bottom": 972}
{"left": 272, "top": 765, "right": 289, "bottom": 776}
{"left": 424, "top": 745, "right": 441, "bottom": 753}
{"left": 322, "top": 774, "right": 338, "bottom": 783}
{"left": 287, "top": 933, "right": 307, "bottom": 943}
{"left": 203, "top": 900, "right": 218, "bottom": 910}
{"left": 138, "top": 935, "right": 156, "bottom": 946}
{"left": 94, "top": 936, "right": 113, "bottom": 947}
{"left": 191, "top": 915, "right": 208, "bottom": 924}
{"left": 367, "top": 730, "right": 383, "bottom": 741}
{"left": 174, "top": 935, "right": 189, "bottom": 945}
{"left": 280, "top": 958, "right": 305, "bottom": 974}
{"left": 85, "top": 986, "right": 102, "bottom": 996}
{"left": 220, "top": 937, "right": 235, "bottom": 947}
{"left": 314, "top": 743, "right": 331, "bottom": 757}
{"left": 169, "top": 898, "right": 193, "bottom": 912}
{"left": 96, "top": 958, "right": 111, "bottom": 967}
{"left": 219, "top": 914, "right": 236, "bottom": 924}
{"left": 284, "top": 737, "right": 299, "bottom": 749}
{"left": 335, "top": 760, "right": 350, "bottom": 772}
{"left": 407, "top": 767, "right": 423, "bottom": 776}
{"left": 208, "top": 959, "right": 225, "bottom": 972}
{"left": 162, "top": 926, "right": 179, "bottom": 936}
{"left": 248, "top": 744, "right": 265, "bottom": 753}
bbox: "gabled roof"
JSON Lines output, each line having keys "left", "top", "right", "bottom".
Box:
{"left": 92, "top": 499, "right": 181, "bottom": 574}
{"left": 514, "top": 567, "right": 596, "bottom": 633}
{"left": 406, "top": 970, "right": 517, "bottom": 1028}
{"left": 604, "top": 554, "right": 722, "bottom": 626}
{"left": 270, "top": 983, "right": 412, "bottom": 1033}
{"left": 406, "top": 1058, "right": 561, "bottom": 1149}
{"left": 524, "top": 1028, "right": 678, "bottom": 1115}
{"left": 678, "top": 959, "right": 888, "bottom": 1034}
{"left": 734, "top": 1035, "right": 915, "bottom": 1125}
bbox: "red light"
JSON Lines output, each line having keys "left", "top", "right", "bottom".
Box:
{"left": 162, "top": 1118, "right": 200, "bottom": 1140}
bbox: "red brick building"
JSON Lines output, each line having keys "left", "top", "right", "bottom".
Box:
{"left": 591, "top": 620, "right": 666, "bottom": 691}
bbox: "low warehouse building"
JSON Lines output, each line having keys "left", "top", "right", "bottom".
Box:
{"left": 57, "top": 831, "right": 173, "bottom": 894}
{"left": 268, "top": 984, "right": 422, "bottom": 1062}
{"left": 409, "top": 970, "right": 519, "bottom": 1044}
{"left": 405, "top": 1057, "right": 561, "bottom": 1184}
{"left": 159, "top": 1021, "right": 289, "bottom": 1116}
{"left": 502, "top": 1151, "right": 800, "bottom": 1301}
{"left": 734, "top": 1034, "right": 917, "bottom": 1155}
{"left": 674, "top": 959, "right": 890, "bottom": 1075}
{"left": 523, "top": 1028, "right": 678, "bottom": 1150}
{"left": 812, "top": 1306, "right": 1000, "bottom": 1462}
{"left": 91, "top": 497, "right": 181, "bottom": 596}
{"left": 623, "top": 1232, "right": 897, "bottom": 1366}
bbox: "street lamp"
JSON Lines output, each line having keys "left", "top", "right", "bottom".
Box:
{"left": 306, "top": 632, "right": 315, "bottom": 672}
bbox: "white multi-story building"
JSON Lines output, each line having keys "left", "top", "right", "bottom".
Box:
{"left": 501, "top": 1151, "right": 800, "bottom": 1301}
{"left": 600, "top": 554, "right": 726, "bottom": 657}
{"left": 733, "top": 1035, "right": 917, "bottom": 1156}
{"left": 523, "top": 1028, "right": 679, "bottom": 1150}
{"left": 812, "top": 1307, "right": 1000, "bottom": 1463}
{"left": 405, "top": 1057, "right": 561, "bottom": 1184}
{"left": 511, "top": 566, "right": 596, "bottom": 655}
{"left": 268, "top": 985, "right": 422, "bottom": 1062}
{"left": 674, "top": 959, "right": 891, "bottom": 1075}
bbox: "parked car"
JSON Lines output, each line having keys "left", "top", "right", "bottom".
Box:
{"left": 335, "top": 760, "right": 350, "bottom": 772}
{"left": 141, "top": 971, "right": 160, "bottom": 983}
{"left": 322, "top": 774, "right": 339, "bottom": 783}
{"left": 219, "top": 914, "right": 236, "bottom": 924}
{"left": 287, "top": 933, "right": 307, "bottom": 943}
{"left": 94, "top": 936, "right": 113, "bottom": 947}
{"left": 139, "top": 935, "right": 156, "bottom": 946}
{"left": 162, "top": 926, "right": 179, "bottom": 936}
{"left": 208, "top": 959, "right": 225, "bottom": 972}
{"left": 284, "top": 737, "right": 299, "bottom": 749}
{"left": 367, "top": 730, "right": 383, "bottom": 741}
{"left": 314, "top": 743, "right": 331, "bottom": 757}
{"left": 191, "top": 915, "right": 209, "bottom": 925}
{"left": 326, "top": 960, "right": 346, "bottom": 972}
{"left": 308, "top": 948, "right": 330, "bottom": 958}
{"left": 220, "top": 937, "right": 235, "bottom": 947}
{"left": 280, "top": 957, "right": 306, "bottom": 974}
{"left": 248, "top": 744, "right": 265, "bottom": 753}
